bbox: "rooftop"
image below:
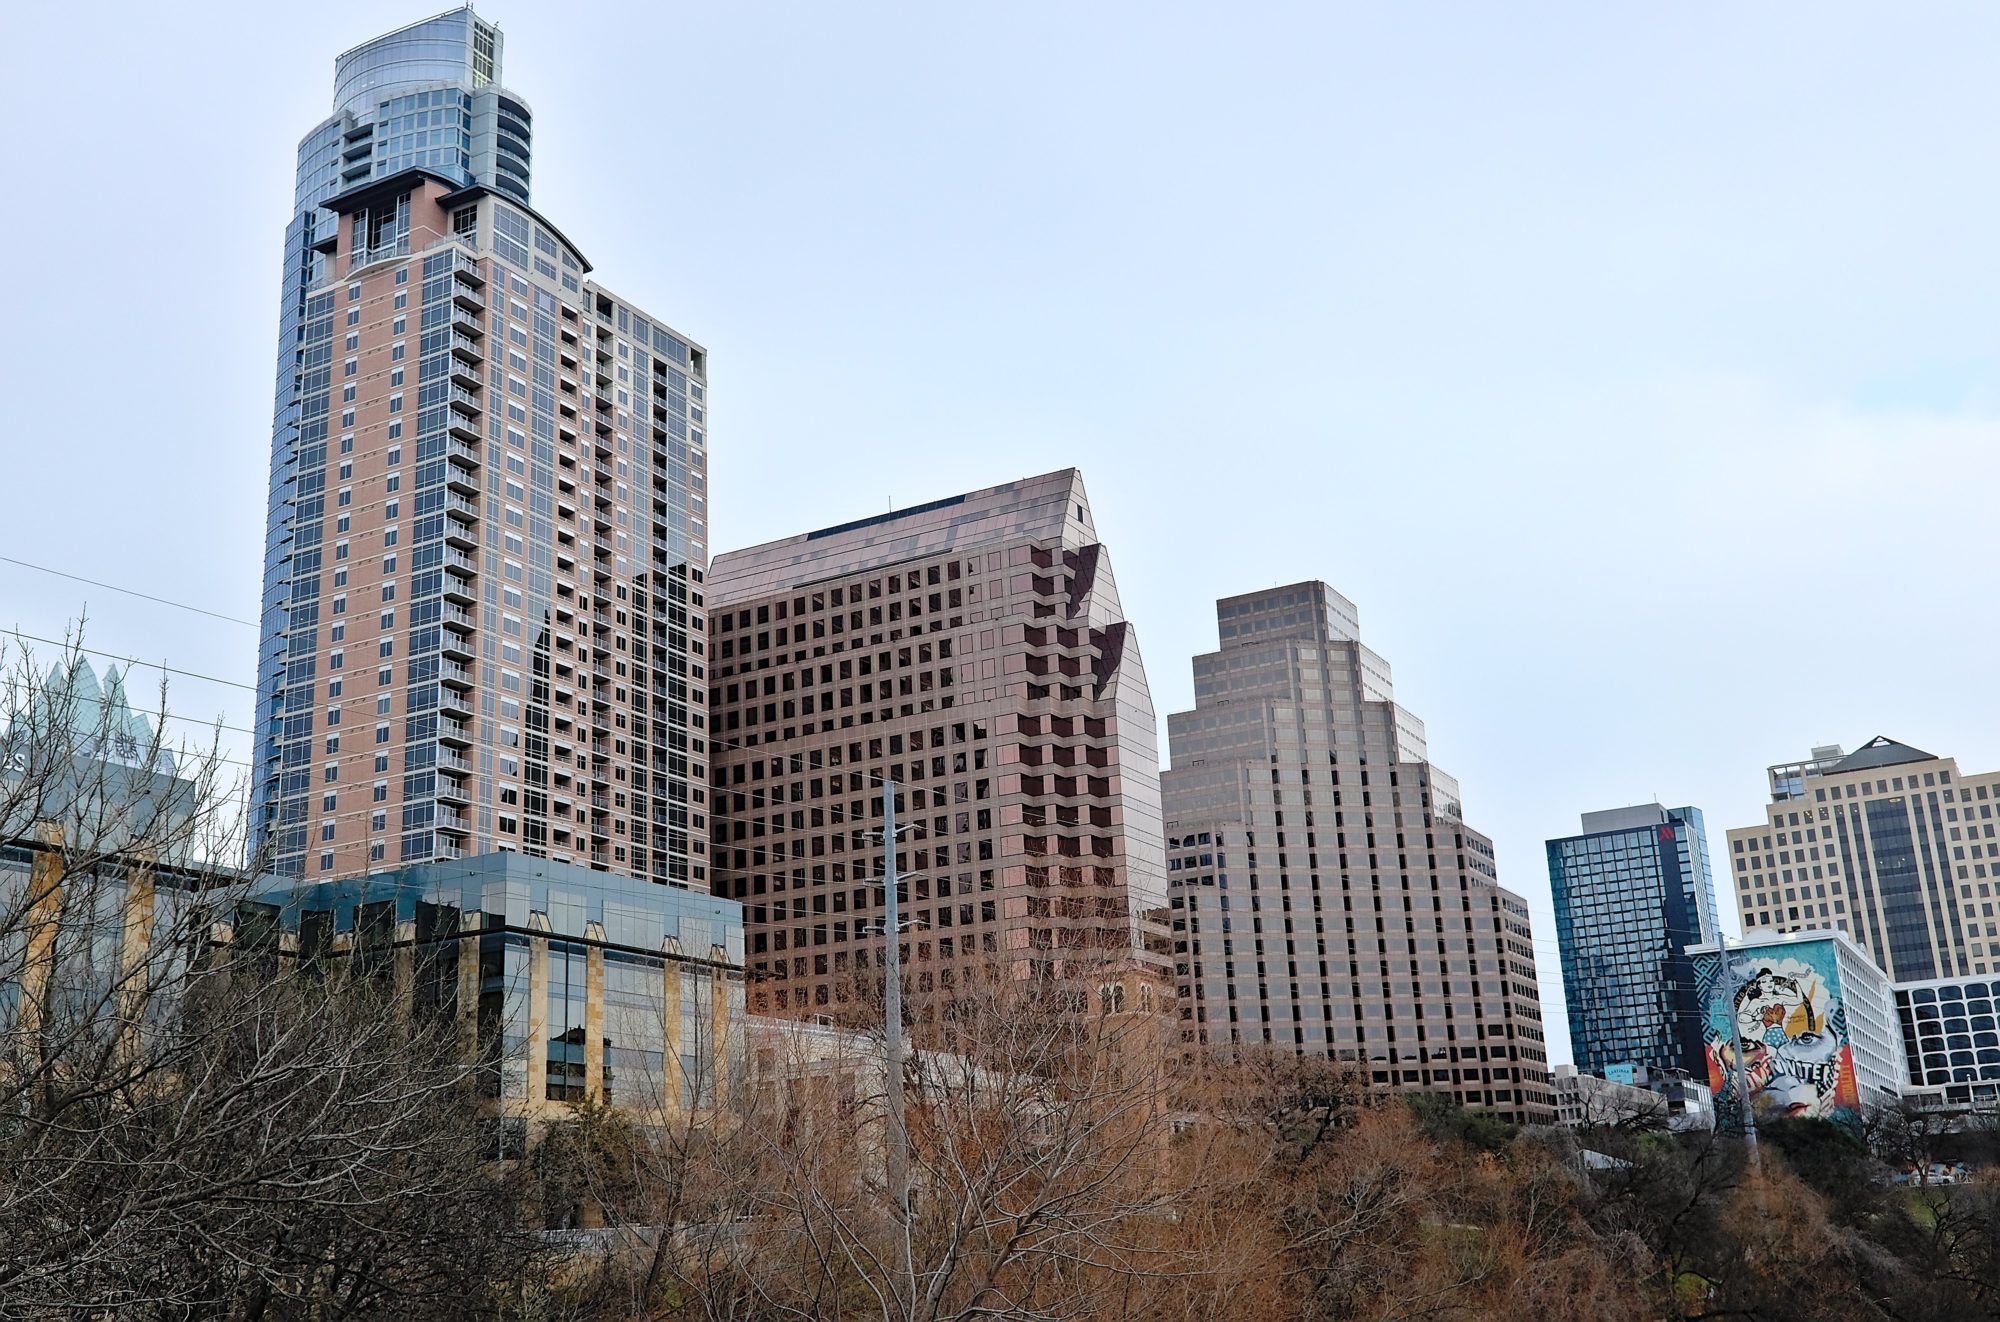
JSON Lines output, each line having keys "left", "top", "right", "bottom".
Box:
{"left": 708, "top": 469, "right": 1095, "bottom": 602}
{"left": 1828, "top": 736, "right": 1937, "bottom": 775}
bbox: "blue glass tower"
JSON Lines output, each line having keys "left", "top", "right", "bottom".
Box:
{"left": 256, "top": 9, "right": 532, "bottom": 869}
{"left": 1549, "top": 805, "right": 1720, "bottom": 1079}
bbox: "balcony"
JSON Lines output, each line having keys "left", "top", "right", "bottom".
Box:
{"left": 439, "top": 629, "right": 474, "bottom": 662}
{"left": 438, "top": 688, "right": 472, "bottom": 720}
{"left": 446, "top": 249, "right": 486, "bottom": 288}
{"left": 437, "top": 661, "right": 474, "bottom": 690}
{"left": 435, "top": 776, "right": 470, "bottom": 806}
{"left": 449, "top": 333, "right": 483, "bottom": 364}
{"left": 443, "top": 510, "right": 478, "bottom": 550}
{"left": 450, "top": 303, "right": 484, "bottom": 338}
{"left": 444, "top": 442, "right": 481, "bottom": 494}
{"left": 437, "top": 719, "right": 472, "bottom": 749}
{"left": 436, "top": 749, "right": 471, "bottom": 774}
{"left": 434, "top": 809, "right": 471, "bottom": 836}
{"left": 440, "top": 604, "right": 476, "bottom": 634}
{"left": 450, "top": 283, "right": 485, "bottom": 314}
{"left": 448, "top": 356, "right": 481, "bottom": 390}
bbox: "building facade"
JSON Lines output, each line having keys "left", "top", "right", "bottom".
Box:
{"left": 245, "top": 854, "right": 744, "bottom": 1129}
{"left": 1162, "top": 583, "right": 1552, "bottom": 1124}
{"left": 1548, "top": 804, "right": 1718, "bottom": 1081}
{"left": 1725, "top": 738, "right": 2000, "bottom": 981}
{"left": 1894, "top": 974, "right": 2000, "bottom": 1111}
{"left": 0, "top": 841, "right": 744, "bottom": 1132}
{"left": 1551, "top": 1064, "right": 1665, "bottom": 1129}
{"left": 705, "top": 471, "right": 1169, "bottom": 1017}
{"left": 1690, "top": 929, "right": 1902, "bottom": 1133}
{"left": 1551, "top": 1064, "right": 1714, "bottom": 1131}
{"left": 253, "top": 11, "right": 711, "bottom": 890}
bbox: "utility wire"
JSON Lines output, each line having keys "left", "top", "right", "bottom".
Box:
{"left": 0, "top": 555, "right": 257, "bottom": 629}
{"left": 5, "top": 631, "right": 257, "bottom": 693}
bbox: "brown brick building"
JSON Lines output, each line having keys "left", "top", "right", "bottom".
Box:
{"left": 706, "top": 471, "right": 1169, "bottom": 1017}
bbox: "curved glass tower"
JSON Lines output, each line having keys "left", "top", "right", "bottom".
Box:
{"left": 257, "top": 8, "right": 535, "bottom": 868}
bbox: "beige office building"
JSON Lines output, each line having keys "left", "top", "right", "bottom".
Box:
{"left": 705, "top": 471, "right": 1169, "bottom": 1018}
{"left": 1726, "top": 738, "right": 2000, "bottom": 981}
{"left": 1163, "top": 583, "right": 1552, "bottom": 1123}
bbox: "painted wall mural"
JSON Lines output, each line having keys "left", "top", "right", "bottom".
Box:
{"left": 1696, "top": 939, "right": 1861, "bottom": 1131}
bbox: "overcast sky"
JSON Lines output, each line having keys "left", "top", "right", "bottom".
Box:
{"left": 6, "top": 3, "right": 2000, "bottom": 1064}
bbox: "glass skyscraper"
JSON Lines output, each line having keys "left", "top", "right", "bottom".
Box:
{"left": 1548, "top": 804, "right": 1719, "bottom": 1080}
{"left": 254, "top": 9, "right": 712, "bottom": 889}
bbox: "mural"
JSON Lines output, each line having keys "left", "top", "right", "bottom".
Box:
{"left": 1696, "top": 941, "right": 1861, "bottom": 1131}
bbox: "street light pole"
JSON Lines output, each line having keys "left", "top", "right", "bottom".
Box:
{"left": 1714, "top": 933, "right": 1759, "bottom": 1163}
{"left": 882, "top": 780, "right": 913, "bottom": 1308}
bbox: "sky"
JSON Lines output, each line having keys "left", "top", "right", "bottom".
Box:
{"left": 5, "top": 2, "right": 2000, "bottom": 1065}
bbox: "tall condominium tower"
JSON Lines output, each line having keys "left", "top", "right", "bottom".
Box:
{"left": 1163, "top": 583, "right": 1551, "bottom": 1123}
{"left": 1726, "top": 737, "right": 2000, "bottom": 981}
{"left": 1547, "top": 804, "right": 1718, "bottom": 1080}
{"left": 706, "top": 471, "right": 1169, "bottom": 1018}
{"left": 254, "top": 10, "right": 712, "bottom": 886}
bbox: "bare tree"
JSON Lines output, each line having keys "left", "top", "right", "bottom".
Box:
{"left": 548, "top": 962, "right": 1194, "bottom": 1322}
{"left": 0, "top": 631, "right": 549, "bottom": 1320}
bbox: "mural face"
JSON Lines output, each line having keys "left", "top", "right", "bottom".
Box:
{"left": 1702, "top": 948, "right": 1860, "bottom": 1128}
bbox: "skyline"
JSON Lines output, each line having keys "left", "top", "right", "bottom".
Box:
{"left": 8, "top": 2, "right": 2000, "bottom": 1067}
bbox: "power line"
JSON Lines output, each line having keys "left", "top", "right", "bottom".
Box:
{"left": 5, "top": 631, "right": 257, "bottom": 693}
{"left": 0, "top": 555, "right": 257, "bottom": 629}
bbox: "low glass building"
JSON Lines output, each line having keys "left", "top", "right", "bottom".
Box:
{"left": 244, "top": 853, "right": 745, "bottom": 1126}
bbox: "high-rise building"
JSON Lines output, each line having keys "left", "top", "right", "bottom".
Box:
{"left": 705, "top": 470, "right": 1169, "bottom": 1018}
{"left": 253, "top": 9, "right": 711, "bottom": 887}
{"left": 1724, "top": 737, "right": 2000, "bottom": 981}
{"left": 1547, "top": 804, "right": 1719, "bottom": 1081}
{"left": 1162, "top": 582, "right": 1552, "bottom": 1123}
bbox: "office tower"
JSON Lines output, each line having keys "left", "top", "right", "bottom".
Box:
{"left": 1163, "top": 583, "right": 1552, "bottom": 1123}
{"left": 253, "top": 10, "right": 711, "bottom": 887}
{"left": 1547, "top": 804, "right": 1719, "bottom": 1081}
{"left": 1689, "top": 928, "right": 1902, "bottom": 1133}
{"left": 1725, "top": 738, "right": 2000, "bottom": 981}
{"left": 705, "top": 471, "right": 1169, "bottom": 1017}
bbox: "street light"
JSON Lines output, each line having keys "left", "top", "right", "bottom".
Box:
{"left": 862, "top": 783, "right": 915, "bottom": 1308}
